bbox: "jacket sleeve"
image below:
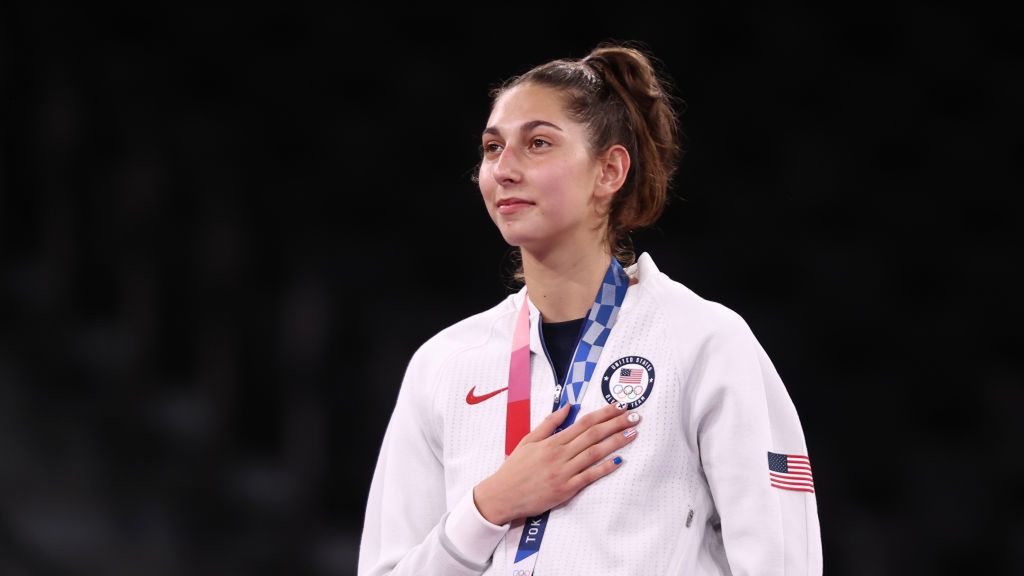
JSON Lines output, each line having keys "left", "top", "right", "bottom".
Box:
{"left": 690, "top": 310, "right": 823, "bottom": 576}
{"left": 358, "top": 345, "right": 508, "bottom": 576}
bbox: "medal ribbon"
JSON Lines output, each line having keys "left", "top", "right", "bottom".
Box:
{"left": 504, "top": 258, "right": 630, "bottom": 575}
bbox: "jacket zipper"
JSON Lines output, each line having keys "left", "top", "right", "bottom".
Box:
{"left": 537, "top": 320, "right": 564, "bottom": 411}
{"left": 538, "top": 315, "right": 589, "bottom": 412}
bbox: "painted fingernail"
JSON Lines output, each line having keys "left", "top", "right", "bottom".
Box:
{"left": 623, "top": 427, "right": 637, "bottom": 438}
{"left": 627, "top": 412, "right": 641, "bottom": 423}
{"left": 613, "top": 456, "right": 623, "bottom": 465}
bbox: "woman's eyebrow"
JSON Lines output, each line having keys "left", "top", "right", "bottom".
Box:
{"left": 482, "top": 120, "right": 565, "bottom": 138}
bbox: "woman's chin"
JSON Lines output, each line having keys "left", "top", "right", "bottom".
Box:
{"left": 498, "top": 228, "right": 576, "bottom": 255}
{"left": 496, "top": 228, "right": 538, "bottom": 249}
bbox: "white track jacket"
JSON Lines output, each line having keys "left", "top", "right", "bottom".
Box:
{"left": 359, "top": 252, "right": 822, "bottom": 575}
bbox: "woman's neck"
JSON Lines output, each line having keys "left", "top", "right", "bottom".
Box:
{"left": 522, "top": 244, "right": 612, "bottom": 322}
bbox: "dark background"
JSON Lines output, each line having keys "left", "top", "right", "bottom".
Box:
{"left": 2, "top": 4, "right": 1021, "bottom": 575}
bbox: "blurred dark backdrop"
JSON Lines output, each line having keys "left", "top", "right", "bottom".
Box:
{"left": 2, "top": 3, "right": 1021, "bottom": 575}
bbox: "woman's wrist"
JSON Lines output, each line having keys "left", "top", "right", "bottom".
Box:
{"left": 473, "top": 477, "right": 511, "bottom": 526}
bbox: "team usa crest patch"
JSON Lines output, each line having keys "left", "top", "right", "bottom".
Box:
{"left": 602, "top": 356, "right": 655, "bottom": 409}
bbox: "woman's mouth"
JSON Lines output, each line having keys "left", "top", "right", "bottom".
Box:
{"left": 496, "top": 198, "right": 535, "bottom": 215}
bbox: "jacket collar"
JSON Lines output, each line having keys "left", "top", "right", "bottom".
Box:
{"left": 511, "top": 252, "right": 659, "bottom": 355}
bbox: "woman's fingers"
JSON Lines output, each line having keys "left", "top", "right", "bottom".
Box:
{"left": 566, "top": 418, "right": 639, "bottom": 475}
{"left": 566, "top": 453, "right": 630, "bottom": 495}
{"left": 550, "top": 402, "right": 627, "bottom": 445}
{"left": 482, "top": 403, "right": 641, "bottom": 522}
{"left": 563, "top": 408, "right": 639, "bottom": 457}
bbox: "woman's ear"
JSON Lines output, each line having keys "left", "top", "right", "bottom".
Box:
{"left": 594, "top": 144, "right": 631, "bottom": 200}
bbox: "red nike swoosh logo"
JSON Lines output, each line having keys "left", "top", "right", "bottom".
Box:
{"left": 466, "top": 386, "right": 508, "bottom": 405}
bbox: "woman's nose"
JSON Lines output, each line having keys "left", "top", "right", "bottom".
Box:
{"left": 491, "top": 146, "right": 522, "bottom": 186}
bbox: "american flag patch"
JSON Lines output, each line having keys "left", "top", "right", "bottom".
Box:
{"left": 767, "top": 451, "right": 814, "bottom": 493}
{"left": 619, "top": 368, "right": 643, "bottom": 384}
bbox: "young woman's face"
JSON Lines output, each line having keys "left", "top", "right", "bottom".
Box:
{"left": 478, "top": 83, "right": 607, "bottom": 253}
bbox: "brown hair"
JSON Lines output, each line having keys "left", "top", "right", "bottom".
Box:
{"left": 477, "top": 40, "right": 684, "bottom": 283}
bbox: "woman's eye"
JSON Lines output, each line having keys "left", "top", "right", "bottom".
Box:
{"left": 482, "top": 142, "right": 503, "bottom": 156}
{"left": 530, "top": 138, "right": 551, "bottom": 149}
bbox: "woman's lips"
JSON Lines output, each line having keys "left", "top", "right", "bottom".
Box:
{"left": 497, "top": 198, "right": 534, "bottom": 215}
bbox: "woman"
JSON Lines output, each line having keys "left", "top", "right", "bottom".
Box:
{"left": 359, "top": 41, "right": 822, "bottom": 575}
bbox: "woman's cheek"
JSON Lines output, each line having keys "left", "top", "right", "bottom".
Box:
{"left": 478, "top": 181, "right": 495, "bottom": 211}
